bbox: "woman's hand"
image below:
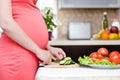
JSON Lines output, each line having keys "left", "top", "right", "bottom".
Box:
{"left": 47, "top": 45, "right": 66, "bottom": 61}
{"left": 36, "top": 50, "right": 52, "bottom": 65}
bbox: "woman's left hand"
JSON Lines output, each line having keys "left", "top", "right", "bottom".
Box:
{"left": 47, "top": 45, "right": 66, "bottom": 61}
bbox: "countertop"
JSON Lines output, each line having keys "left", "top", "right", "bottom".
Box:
{"left": 35, "top": 62, "right": 120, "bottom": 80}
{"left": 48, "top": 40, "right": 120, "bottom": 46}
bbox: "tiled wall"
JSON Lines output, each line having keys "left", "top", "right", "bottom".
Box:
{"left": 57, "top": 8, "right": 118, "bottom": 39}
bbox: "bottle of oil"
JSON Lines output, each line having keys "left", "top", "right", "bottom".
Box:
{"left": 102, "top": 12, "right": 108, "bottom": 29}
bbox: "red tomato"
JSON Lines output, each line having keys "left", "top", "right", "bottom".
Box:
{"left": 97, "top": 47, "right": 109, "bottom": 56}
{"left": 89, "top": 52, "right": 98, "bottom": 58}
{"left": 97, "top": 54, "right": 104, "bottom": 59}
{"left": 102, "top": 57, "right": 110, "bottom": 61}
{"left": 109, "top": 51, "right": 120, "bottom": 64}
{"left": 109, "top": 51, "right": 119, "bottom": 57}
{"left": 91, "top": 58, "right": 100, "bottom": 62}
{"left": 89, "top": 52, "right": 104, "bottom": 62}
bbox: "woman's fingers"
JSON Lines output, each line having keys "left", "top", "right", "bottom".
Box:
{"left": 51, "top": 49, "right": 66, "bottom": 60}
{"left": 51, "top": 55, "right": 57, "bottom": 61}
{"left": 59, "top": 48, "right": 66, "bottom": 58}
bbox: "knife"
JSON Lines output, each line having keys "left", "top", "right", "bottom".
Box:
{"left": 39, "top": 63, "right": 44, "bottom": 67}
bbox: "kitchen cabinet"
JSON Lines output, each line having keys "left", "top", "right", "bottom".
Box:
{"left": 58, "top": 0, "right": 120, "bottom": 9}
{"left": 36, "top": 65, "right": 120, "bottom": 80}
{"left": 36, "top": 68, "right": 120, "bottom": 80}
{"left": 49, "top": 40, "right": 120, "bottom": 62}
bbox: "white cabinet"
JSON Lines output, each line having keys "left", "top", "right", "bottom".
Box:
{"left": 58, "top": 0, "right": 120, "bottom": 9}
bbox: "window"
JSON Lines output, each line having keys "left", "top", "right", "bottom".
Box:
{"left": 36, "top": 0, "right": 58, "bottom": 39}
{"left": 36, "top": 0, "right": 57, "bottom": 14}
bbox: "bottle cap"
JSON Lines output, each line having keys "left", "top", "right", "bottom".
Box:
{"left": 103, "top": 12, "right": 107, "bottom": 15}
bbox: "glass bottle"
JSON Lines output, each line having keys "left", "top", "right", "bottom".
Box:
{"left": 102, "top": 12, "right": 108, "bottom": 29}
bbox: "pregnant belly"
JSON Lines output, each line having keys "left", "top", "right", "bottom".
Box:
{"left": 13, "top": 10, "right": 48, "bottom": 49}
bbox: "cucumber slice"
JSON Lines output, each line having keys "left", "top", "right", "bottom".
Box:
{"left": 59, "top": 57, "right": 75, "bottom": 65}
{"left": 59, "top": 59, "right": 67, "bottom": 65}
{"left": 64, "top": 60, "right": 71, "bottom": 65}
{"left": 64, "top": 57, "right": 71, "bottom": 60}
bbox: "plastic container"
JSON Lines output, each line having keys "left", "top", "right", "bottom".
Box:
{"left": 112, "top": 18, "right": 120, "bottom": 30}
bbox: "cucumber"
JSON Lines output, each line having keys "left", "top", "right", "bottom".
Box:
{"left": 59, "top": 57, "right": 75, "bottom": 65}
{"left": 64, "top": 57, "right": 71, "bottom": 60}
{"left": 59, "top": 59, "right": 67, "bottom": 65}
{"left": 64, "top": 60, "right": 71, "bottom": 65}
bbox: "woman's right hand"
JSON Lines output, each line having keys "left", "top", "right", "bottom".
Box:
{"left": 36, "top": 50, "right": 52, "bottom": 65}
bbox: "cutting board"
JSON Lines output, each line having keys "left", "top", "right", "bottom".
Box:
{"left": 44, "top": 62, "right": 79, "bottom": 68}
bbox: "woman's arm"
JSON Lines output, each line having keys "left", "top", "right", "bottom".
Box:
{"left": 0, "top": 0, "right": 51, "bottom": 64}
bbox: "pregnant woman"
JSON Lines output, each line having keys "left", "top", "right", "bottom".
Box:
{"left": 0, "top": 0, "right": 66, "bottom": 80}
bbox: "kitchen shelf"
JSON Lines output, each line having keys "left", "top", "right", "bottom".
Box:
{"left": 49, "top": 40, "right": 120, "bottom": 46}
{"left": 49, "top": 40, "right": 120, "bottom": 62}
{"left": 58, "top": 0, "right": 120, "bottom": 9}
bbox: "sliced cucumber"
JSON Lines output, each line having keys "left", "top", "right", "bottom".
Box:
{"left": 59, "top": 59, "right": 67, "bottom": 65}
{"left": 64, "top": 57, "right": 71, "bottom": 60}
{"left": 64, "top": 60, "right": 71, "bottom": 65}
{"left": 59, "top": 57, "right": 75, "bottom": 65}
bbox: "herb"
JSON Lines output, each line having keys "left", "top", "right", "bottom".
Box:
{"left": 41, "top": 7, "right": 56, "bottom": 31}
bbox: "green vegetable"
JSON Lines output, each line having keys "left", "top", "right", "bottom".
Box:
{"left": 78, "top": 55, "right": 117, "bottom": 66}
{"left": 78, "top": 56, "right": 94, "bottom": 64}
{"left": 95, "top": 60, "right": 116, "bottom": 66}
{"left": 59, "top": 57, "right": 75, "bottom": 65}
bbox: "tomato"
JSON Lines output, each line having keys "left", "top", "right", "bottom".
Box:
{"left": 102, "top": 57, "right": 110, "bottom": 61}
{"left": 97, "top": 54, "right": 104, "bottom": 59}
{"left": 109, "top": 51, "right": 119, "bottom": 57}
{"left": 91, "top": 58, "right": 99, "bottom": 62}
{"left": 109, "top": 51, "right": 120, "bottom": 64}
{"left": 89, "top": 52, "right": 104, "bottom": 62}
{"left": 97, "top": 47, "right": 109, "bottom": 56}
{"left": 89, "top": 52, "right": 98, "bottom": 58}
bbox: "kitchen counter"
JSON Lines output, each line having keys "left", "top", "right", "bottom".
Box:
{"left": 35, "top": 62, "right": 120, "bottom": 80}
{"left": 49, "top": 40, "right": 120, "bottom": 46}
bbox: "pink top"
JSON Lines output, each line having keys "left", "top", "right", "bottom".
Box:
{"left": 0, "top": 0, "right": 48, "bottom": 49}
{"left": 0, "top": 0, "right": 48, "bottom": 80}
{"left": 12, "top": 0, "right": 48, "bottom": 49}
